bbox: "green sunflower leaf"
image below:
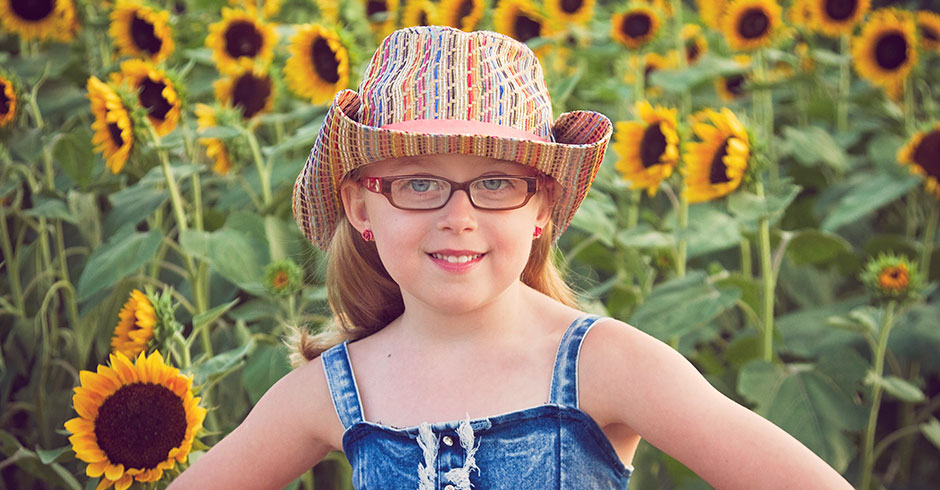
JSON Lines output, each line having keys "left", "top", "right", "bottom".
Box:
{"left": 197, "top": 125, "right": 241, "bottom": 140}
{"left": 21, "top": 197, "right": 77, "bottom": 224}
{"left": 243, "top": 342, "right": 292, "bottom": 404}
{"left": 76, "top": 228, "right": 162, "bottom": 301}
{"left": 630, "top": 271, "right": 740, "bottom": 341}
{"left": 866, "top": 373, "right": 927, "bottom": 403}
{"left": 786, "top": 229, "right": 854, "bottom": 266}
{"left": 921, "top": 419, "right": 940, "bottom": 451}
{"left": 820, "top": 173, "right": 920, "bottom": 232}
{"left": 780, "top": 126, "right": 849, "bottom": 171}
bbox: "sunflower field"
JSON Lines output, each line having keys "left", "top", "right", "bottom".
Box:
{"left": 1, "top": 0, "right": 939, "bottom": 488}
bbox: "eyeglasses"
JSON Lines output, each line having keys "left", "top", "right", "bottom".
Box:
{"left": 360, "top": 174, "right": 540, "bottom": 211}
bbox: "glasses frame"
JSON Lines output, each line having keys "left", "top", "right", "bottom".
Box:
{"left": 360, "top": 174, "right": 540, "bottom": 211}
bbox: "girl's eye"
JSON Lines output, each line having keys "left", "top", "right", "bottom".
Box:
{"left": 480, "top": 178, "right": 508, "bottom": 191}
{"left": 407, "top": 179, "right": 435, "bottom": 192}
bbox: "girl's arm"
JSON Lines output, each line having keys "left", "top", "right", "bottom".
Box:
{"left": 582, "top": 319, "right": 854, "bottom": 490}
{"left": 168, "top": 357, "right": 339, "bottom": 490}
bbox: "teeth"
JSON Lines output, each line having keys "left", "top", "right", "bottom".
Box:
{"left": 431, "top": 253, "right": 482, "bottom": 263}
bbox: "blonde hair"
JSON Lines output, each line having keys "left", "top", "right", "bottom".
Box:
{"left": 288, "top": 184, "right": 578, "bottom": 365}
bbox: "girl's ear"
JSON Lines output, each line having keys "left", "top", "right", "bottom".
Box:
{"left": 340, "top": 181, "right": 371, "bottom": 233}
{"left": 535, "top": 180, "right": 556, "bottom": 228}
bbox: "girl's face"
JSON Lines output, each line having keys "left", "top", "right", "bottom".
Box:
{"left": 341, "top": 154, "right": 554, "bottom": 315}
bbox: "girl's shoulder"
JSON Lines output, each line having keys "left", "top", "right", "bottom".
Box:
{"left": 276, "top": 354, "right": 347, "bottom": 450}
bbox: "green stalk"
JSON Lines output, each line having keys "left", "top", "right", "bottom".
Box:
{"left": 0, "top": 205, "right": 25, "bottom": 315}
{"left": 54, "top": 220, "right": 80, "bottom": 329}
{"left": 838, "top": 34, "right": 850, "bottom": 133}
{"left": 921, "top": 205, "right": 938, "bottom": 278}
{"left": 244, "top": 128, "right": 272, "bottom": 208}
{"left": 903, "top": 78, "right": 915, "bottom": 136}
{"left": 672, "top": 0, "right": 689, "bottom": 278}
{"left": 756, "top": 182, "right": 774, "bottom": 361}
{"left": 754, "top": 50, "right": 777, "bottom": 185}
{"left": 860, "top": 301, "right": 897, "bottom": 490}
{"left": 677, "top": 192, "right": 688, "bottom": 277}
{"left": 740, "top": 237, "right": 752, "bottom": 278}
{"left": 626, "top": 189, "right": 640, "bottom": 229}
{"left": 633, "top": 50, "right": 646, "bottom": 103}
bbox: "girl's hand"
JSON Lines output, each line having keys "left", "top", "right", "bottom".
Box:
{"left": 581, "top": 319, "right": 854, "bottom": 490}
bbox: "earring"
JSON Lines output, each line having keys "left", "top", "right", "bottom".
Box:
{"left": 533, "top": 226, "right": 543, "bottom": 239}
{"left": 361, "top": 229, "right": 374, "bottom": 241}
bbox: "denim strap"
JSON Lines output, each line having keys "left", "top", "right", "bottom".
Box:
{"left": 548, "top": 315, "right": 602, "bottom": 407}
{"left": 321, "top": 341, "right": 365, "bottom": 429}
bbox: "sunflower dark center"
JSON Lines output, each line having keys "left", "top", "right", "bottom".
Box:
{"left": 709, "top": 138, "right": 732, "bottom": 184}
{"left": 686, "top": 39, "right": 701, "bottom": 63}
{"left": 514, "top": 14, "right": 542, "bottom": 42}
{"left": 640, "top": 123, "right": 668, "bottom": 168}
{"left": 874, "top": 32, "right": 908, "bottom": 70}
{"left": 11, "top": 0, "right": 55, "bottom": 21}
{"left": 738, "top": 8, "right": 770, "bottom": 39}
{"left": 138, "top": 78, "right": 171, "bottom": 121}
{"left": 311, "top": 37, "right": 340, "bottom": 84}
{"left": 456, "top": 0, "right": 474, "bottom": 24}
{"left": 366, "top": 0, "right": 386, "bottom": 16}
{"left": 224, "top": 21, "right": 263, "bottom": 58}
{"left": 726, "top": 74, "right": 746, "bottom": 96}
{"left": 418, "top": 10, "right": 428, "bottom": 25}
{"left": 824, "top": 0, "right": 857, "bottom": 22}
{"left": 0, "top": 85, "right": 10, "bottom": 115}
{"left": 130, "top": 14, "right": 162, "bottom": 55}
{"left": 107, "top": 122, "right": 124, "bottom": 147}
{"left": 232, "top": 73, "right": 272, "bottom": 119}
{"left": 561, "top": 0, "right": 584, "bottom": 14}
{"left": 920, "top": 24, "right": 939, "bottom": 42}
{"left": 94, "top": 383, "right": 187, "bottom": 470}
{"left": 621, "top": 13, "right": 651, "bottom": 38}
{"left": 912, "top": 130, "right": 940, "bottom": 179}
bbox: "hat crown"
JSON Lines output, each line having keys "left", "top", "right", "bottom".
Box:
{"left": 356, "top": 26, "right": 555, "bottom": 140}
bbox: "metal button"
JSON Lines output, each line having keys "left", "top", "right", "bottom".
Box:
{"left": 444, "top": 486, "right": 456, "bottom": 490}
{"left": 442, "top": 435, "right": 454, "bottom": 446}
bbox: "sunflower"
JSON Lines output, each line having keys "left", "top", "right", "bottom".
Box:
{"left": 809, "top": 0, "right": 869, "bottom": 37}
{"left": 88, "top": 77, "right": 134, "bottom": 174}
{"left": 788, "top": 0, "right": 815, "bottom": 31}
{"left": 111, "top": 60, "right": 181, "bottom": 136}
{"left": 110, "top": 289, "right": 156, "bottom": 358}
{"left": 697, "top": 0, "right": 728, "bottom": 30}
{"left": 0, "top": 0, "right": 76, "bottom": 41}
{"left": 265, "top": 259, "right": 303, "bottom": 296}
{"left": 682, "top": 108, "right": 751, "bottom": 203}
{"left": 228, "top": 0, "right": 281, "bottom": 19}
{"left": 195, "top": 103, "right": 233, "bottom": 175}
{"left": 860, "top": 253, "right": 924, "bottom": 303}
{"left": 721, "top": 0, "right": 781, "bottom": 51}
{"left": 285, "top": 24, "right": 349, "bottom": 105}
{"left": 897, "top": 124, "right": 940, "bottom": 199}
{"left": 494, "top": 0, "right": 553, "bottom": 46}
{"left": 545, "top": 0, "right": 595, "bottom": 25}
{"left": 109, "top": 2, "right": 174, "bottom": 63}
{"left": 852, "top": 9, "right": 918, "bottom": 92}
{"left": 613, "top": 100, "right": 679, "bottom": 196}
{"left": 682, "top": 23, "right": 708, "bottom": 65}
{"left": 402, "top": 0, "right": 438, "bottom": 27}
{"left": 439, "top": 0, "right": 485, "bottom": 31}
{"left": 364, "top": 0, "right": 399, "bottom": 39}
{"left": 624, "top": 51, "right": 677, "bottom": 97}
{"left": 611, "top": 5, "right": 661, "bottom": 49}
{"left": 916, "top": 10, "right": 940, "bottom": 53}
{"left": 0, "top": 74, "right": 17, "bottom": 128}
{"left": 207, "top": 8, "right": 277, "bottom": 76}
{"left": 65, "top": 351, "right": 206, "bottom": 490}
{"left": 716, "top": 54, "right": 751, "bottom": 101}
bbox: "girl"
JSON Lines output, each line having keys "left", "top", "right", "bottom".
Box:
{"left": 171, "top": 26, "right": 853, "bottom": 489}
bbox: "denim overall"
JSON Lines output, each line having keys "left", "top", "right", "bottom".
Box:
{"left": 321, "top": 315, "right": 633, "bottom": 489}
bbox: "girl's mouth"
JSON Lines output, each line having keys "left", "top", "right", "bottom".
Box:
{"left": 429, "top": 252, "right": 485, "bottom": 264}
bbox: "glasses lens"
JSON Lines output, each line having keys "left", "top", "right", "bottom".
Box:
{"left": 470, "top": 177, "right": 531, "bottom": 209}
{"left": 389, "top": 177, "right": 449, "bottom": 209}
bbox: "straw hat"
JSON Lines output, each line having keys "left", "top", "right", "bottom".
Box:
{"left": 292, "top": 26, "right": 612, "bottom": 250}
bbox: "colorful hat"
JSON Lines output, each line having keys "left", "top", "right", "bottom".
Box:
{"left": 292, "top": 26, "right": 612, "bottom": 250}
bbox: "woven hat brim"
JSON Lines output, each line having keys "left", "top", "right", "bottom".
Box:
{"left": 293, "top": 89, "right": 612, "bottom": 250}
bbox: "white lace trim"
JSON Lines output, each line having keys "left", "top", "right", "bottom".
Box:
{"left": 416, "top": 415, "right": 481, "bottom": 490}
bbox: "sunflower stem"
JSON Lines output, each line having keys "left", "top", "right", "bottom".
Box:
{"left": 672, "top": 0, "right": 691, "bottom": 116}
{"left": 838, "top": 33, "right": 850, "bottom": 133}
{"left": 740, "top": 237, "right": 752, "bottom": 278}
{"left": 151, "top": 129, "right": 189, "bottom": 234}
{"left": 627, "top": 189, "right": 640, "bottom": 229}
{"left": 920, "top": 204, "right": 938, "bottom": 279}
{"left": 54, "top": 219, "right": 80, "bottom": 330}
{"left": 860, "top": 300, "right": 897, "bottom": 490}
{"left": 754, "top": 50, "right": 777, "bottom": 185}
{"left": 633, "top": 50, "right": 646, "bottom": 103}
{"left": 244, "top": 127, "right": 272, "bottom": 209}
{"left": 0, "top": 205, "right": 25, "bottom": 316}
{"left": 903, "top": 78, "right": 915, "bottom": 135}
{"left": 677, "top": 190, "right": 688, "bottom": 277}
{"left": 756, "top": 182, "right": 774, "bottom": 362}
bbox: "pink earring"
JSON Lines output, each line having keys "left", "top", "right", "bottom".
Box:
{"left": 361, "top": 229, "right": 374, "bottom": 242}
{"left": 533, "top": 226, "right": 543, "bottom": 239}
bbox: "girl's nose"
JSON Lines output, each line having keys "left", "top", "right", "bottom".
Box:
{"left": 437, "top": 189, "right": 477, "bottom": 233}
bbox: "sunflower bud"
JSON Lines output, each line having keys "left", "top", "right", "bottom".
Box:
{"left": 860, "top": 253, "right": 924, "bottom": 304}
{"left": 111, "top": 287, "right": 182, "bottom": 358}
{"left": 264, "top": 259, "right": 303, "bottom": 296}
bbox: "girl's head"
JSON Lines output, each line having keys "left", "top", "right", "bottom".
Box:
{"left": 290, "top": 26, "right": 612, "bottom": 360}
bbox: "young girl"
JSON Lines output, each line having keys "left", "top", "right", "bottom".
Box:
{"left": 171, "top": 26, "right": 853, "bottom": 489}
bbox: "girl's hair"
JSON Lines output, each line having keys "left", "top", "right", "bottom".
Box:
{"left": 288, "top": 188, "right": 578, "bottom": 365}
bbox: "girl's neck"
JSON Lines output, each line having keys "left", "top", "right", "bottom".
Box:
{"left": 394, "top": 281, "right": 542, "bottom": 349}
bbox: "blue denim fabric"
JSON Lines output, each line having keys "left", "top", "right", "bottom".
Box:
{"left": 321, "top": 315, "right": 632, "bottom": 489}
